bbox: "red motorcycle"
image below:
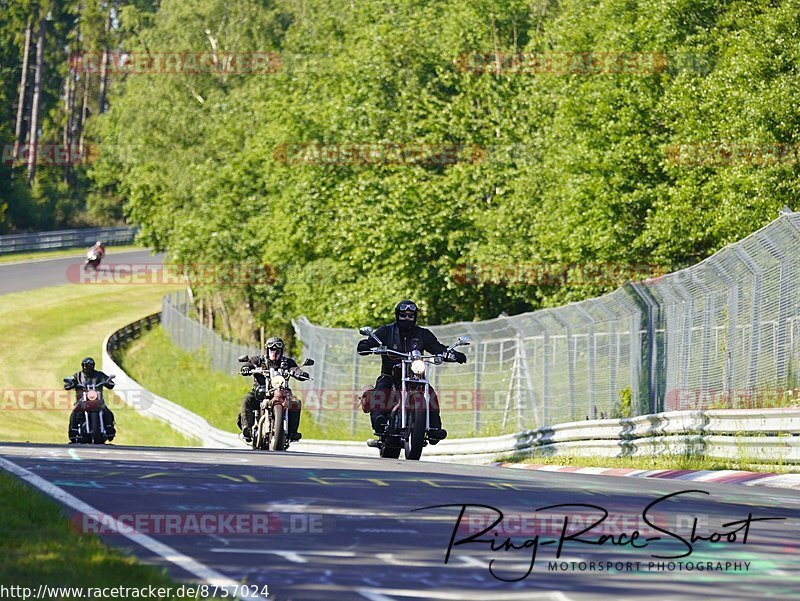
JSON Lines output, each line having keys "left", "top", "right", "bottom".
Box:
{"left": 83, "top": 243, "right": 105, "bottom": 272}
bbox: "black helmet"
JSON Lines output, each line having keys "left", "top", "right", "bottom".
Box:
{"left": 395, "top": 300, "right": 418, "bottom": 331}
{"left": 81, "top": 357, "right": 95, "bottom": 374}
{"left": 265, "top": 337, "right": 284, "bottom": 357}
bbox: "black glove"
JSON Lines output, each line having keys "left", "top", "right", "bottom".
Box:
{"left": 444, "top": 350, "right": 467, "bottom": 364}
{"left": 294, "top": 370, "right": 310, "bottom": 381}
{"left": 240, "top": 366, "right": 252, "bottom": 376}
{"left": 104, "top": 380, "right": 115, "bottom": 389}
{"left": 356, "top": 339, "right": 372, "bottom": 355}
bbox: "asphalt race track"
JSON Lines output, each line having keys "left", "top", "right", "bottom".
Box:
{"left": 0, "top": 249, "right": 166, "bottom": 296}
{"left": 1, "top": 443, "right": 798, "bottom": 600}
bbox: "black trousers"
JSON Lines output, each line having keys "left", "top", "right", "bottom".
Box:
{"left": 369, "top": 375, "right": 442, "bottom": 431}
{"left": 68, "top": 407, "right": 115, "bottom": 440}
{"left": 240, "top": 390, "right": 301, "bottom": 435}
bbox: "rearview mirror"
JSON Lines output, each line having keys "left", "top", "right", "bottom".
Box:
{"left": 238, "top": 354, "right": 249, "bottom": 362}
{"left": 359, "top": 326, "right": 373, "bottom": 336}
{"left": 457, "top": 335, "right": 471, "bottom": 346}
{"left": 302, "top": 358, "right": 315, "bottom": 366}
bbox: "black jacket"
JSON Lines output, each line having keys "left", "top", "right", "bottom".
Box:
{"left": 242, "top": 355, "right": 298, "bottom": 387}
{"left": 357, "top": 322, "right": 466, "bottom": 375}
{"left": 67, "top": 369, "right": 115, "bottom": 402}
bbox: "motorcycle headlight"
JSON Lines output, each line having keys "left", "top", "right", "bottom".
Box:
{"left": 271, "top": 375, "right": 286, "bottom": 388}
{"left": 411, "top": 359, "right": 426, "bottom": 376}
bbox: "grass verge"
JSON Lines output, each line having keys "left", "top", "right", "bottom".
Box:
{"left": 119, "top": 326, "right": 374, "bottom": 440}
{"left": 0, "top": 244, "right": 146, "bottom": 265}
{"left": 497, "top": 450, "right": 799, "bottom": 473}
{"left": 0, "top": 283, "right": 198, "bottom": 446}
{"left": 0, "top": 470, "right": 194, "bottom": 597}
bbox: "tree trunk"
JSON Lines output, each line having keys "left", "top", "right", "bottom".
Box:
{"left": 62, "top": 72, "right": 73, "bottom": 183}
{"left": 27, "top": 18, "right": 46, "bottom": 184}
{"left": 14, "top": 18, "right": 33, "bottom": 161}
{"left": 98, "top": 9, "right": 111, "bottom": 114}
{"left": 78, "top": 70, "right": 91, "bottom": 159}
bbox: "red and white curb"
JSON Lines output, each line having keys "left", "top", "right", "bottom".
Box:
{"left": 494, "top": 463, "right": 800, "bottom": 490}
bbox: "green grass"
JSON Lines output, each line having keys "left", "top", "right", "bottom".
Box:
{"left": 497, "top": 450, "right": 800, "bottom": 474}
{"left": 119, "top": 327, "right": 248, "bottom": 433}
{"left": 0, "top": 283, "right": 198, "bottom": 446}
{"left": 119, "top": 326, "right": 374, "bottom": 440}
{"left": 0, "top": 471, "right": 195, "bottom": 596}
{"left": 0, "top": 244, "right": 147, "bottom": 264}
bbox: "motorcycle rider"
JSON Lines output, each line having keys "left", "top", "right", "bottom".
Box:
{"left": 88, "top": 240, "right": 105, "bottom": 259}
{"left": 356, "top": 300, "right": 467, "bottom": 443}
{"left": 238, "top": 336, "right": 306, "bottom": 443}
{"left": 66, "top": 357, "right": 116, "bottom": 442}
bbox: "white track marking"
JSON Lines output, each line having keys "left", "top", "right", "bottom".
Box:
{"left": 0, "top": 456, "right": 263, "bottom": 600}
{"left": 356, "top": 588, "right": 575, "bottom": 600}
{"left": 211, "top": 548, "right": 356, "bottom": 563}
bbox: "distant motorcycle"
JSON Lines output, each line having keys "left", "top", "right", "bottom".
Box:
{"left": 239, "top": 357, "right": 313, "bottom": 451}
{"left": 358, "top": 326, "right": 470, "bottom": 460}
{"left": 64, "top": 374, "right": 115, "bottom": 444}
{"left": 83, "top": 246, "right": 104, "bottom": 272}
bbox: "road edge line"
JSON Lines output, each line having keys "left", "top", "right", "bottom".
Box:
{"left": 0, "top": 455, "right": 264, "bottom": 600}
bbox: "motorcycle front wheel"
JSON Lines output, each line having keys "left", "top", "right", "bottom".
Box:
{"left": 89, "top": 412, "right": 104, "bottom": 444}
{"left": 269, "top": 405, "right": 286, "bottom": 451}
{"left": 404, "top": 407, "right": 426, "bottom": 460}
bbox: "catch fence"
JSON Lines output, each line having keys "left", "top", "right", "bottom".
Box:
{"left": 160, "top": 213, "right": 800, "bottom": 437}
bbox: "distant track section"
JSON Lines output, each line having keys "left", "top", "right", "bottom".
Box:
{"left": 0, "top": 249, "right": 165, "bottom": 296}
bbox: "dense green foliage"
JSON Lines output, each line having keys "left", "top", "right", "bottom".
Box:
{"left": 6, "top": 0, "right": 800, "bottom": 334}
{"left": 0, "top": 0, "right": 158, "bottom": 232}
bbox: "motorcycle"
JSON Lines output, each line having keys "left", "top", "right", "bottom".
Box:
{"left": 64, "top": 374, "right": 115, "bottom": 444}
{"left": 358, "top": 326, "right": 470, "bottom": 460}
{"left": 84, "top": 246, "right": 105, "bottom": 272}
{"left": 238, "top": 356, "right": 314, "bottom": 451}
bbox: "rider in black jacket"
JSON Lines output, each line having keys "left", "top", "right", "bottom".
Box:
{"left": 238, "top": 337, "right": 304, "bottom": 443}
{"left": 356, "top": 300, "right": 466, "bottom": 442}
{"left": 66, "top": 357, "right": 116, "bottom": 442}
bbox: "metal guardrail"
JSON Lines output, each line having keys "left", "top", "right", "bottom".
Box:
{"left": 0, "top": 226, "right": 137, "bottom": 254}
{"left": 301, "top": 409, "right": 800, "bottom": 465}
{"left": 103, "top": 313, "right": 243, "bottom": 449}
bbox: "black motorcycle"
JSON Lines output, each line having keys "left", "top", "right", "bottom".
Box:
{"left": 238, "top": 356, "right": 313, "bottom": 451}
{"left": 358, "top": 326, "right": 470, "bottom": 460}
{"left": 64, "top": 375, "right": 115, "bottom": 444}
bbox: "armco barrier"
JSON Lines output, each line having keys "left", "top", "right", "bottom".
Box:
{"left": 104, "top": 314, "right": 800, "bottom": 465}
{"left": 103, "top": 313, "right": 243, "bottom": 449}
{"left": 0, "top": 226, "right": 136, "bottom": 254}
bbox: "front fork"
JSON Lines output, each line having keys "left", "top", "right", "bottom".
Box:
{"left": 82, "top": 410, "right": 107, "bottom": 435}
{"left": 399, "top": 362, "right": 430, "bottom": 432}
